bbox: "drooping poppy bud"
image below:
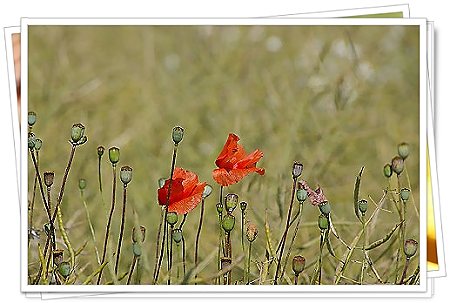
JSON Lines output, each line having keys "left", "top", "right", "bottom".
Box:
{"left": 172, "top": 228, "right": 183, "bottom": 244}
{"left": 78, "top": 178, "right": 87, "bottom": 191}
{"left": 167, "top": 212, "right": 178, "bottom": 226}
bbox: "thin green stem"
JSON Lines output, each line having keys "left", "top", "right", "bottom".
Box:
{"left": 400, "top": 258, "right": 411, "bottom": 284}
{"left": 281, "top": 203, "right": 303, "bottom": 279}
{"left": 194, "top": 198, "right": 205, "bottom": 284}
{"left": 152, "top": 207, "right": 164, "bottom": 284}
{"left": 169, "top": 226, "right": 173, "bottom": 285}
{"left": 246, "top": 242, "right": 252, "bottom": 285}
{"left": 182, "top": 232, "right": 186, "bottom": 277}
{"left": 126, "top": 256, "right": 137, "bottom": 285}
{"left": 115, "top": 185, "right": 128, "bottom": 275}
{"left": 80, "top": 189, "right": 101, "bottom": 265}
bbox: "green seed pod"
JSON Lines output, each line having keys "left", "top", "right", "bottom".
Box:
{"left": 318, "top": 214, "right": 329, "bottom": 230}
{"left": 132, "top": 242, "right": 142, "bottom": 257}
{"left": 172, "top": 228, "right": 183, "bottom": 243}
{"left": 158, "top": 178, "right": 166, "bottom": 189}
{"left": 216, "top": 203, "right": 224, "bottom": 214}
{"left": 108, "top": 146, "right": 120, "bottom": 165}
{"left": 167, "top": 212, "right": 178, "bottom": 226}
{"left": 391, "top": 156, "right": 404, "bottom": 175}
{"left": 28, "top": 132, "right": 36, "bottom": 149}
{"left": 292, "top": 255, "right": 306, "bottom": 275}
{"left": 296, "top": 188, "right": 308, "bottom": 203}
{"left": 120, "top": 165, "right": 133, "bottom": 185}
{"left": 97, "top": 145, "right": 105, "bottom": 157}
{"left": 28, "top": 111, "right": 37, "bottom": 127}
{"left": 225, "top": 193, "right": 238, "bottom": 213}
{"left": 358, "top": 199, "right": 368, "bottom": 215}
{"left": 78, "top": 178, "right": 87, "bottom": 191}
{"left": 398, "top": 142, "right": 410, "bottom": 160}
{"left": 132, "top": 225, "right": 146, "bottom": 244}
{"left": 34, "top": 138, "right": 42, "bottom": 151}
{"left": 71, "top": 123, "right": 85, "bottom": 143}
{"left": 318, "top": 201, "right": 331, "bottom": 216}
{"left": 172, "top": 126, "right": 184, "bottom": 145}
{"left": 383, "top": 164, "right": 393, "bottom": 178}
{"left": 202, "top": 184, "right": 213, "bottom": 199}
{"left": 404, "top": 239, "right": 418, "bottom": 258}
{"left": 246, "top": 222, "right": 258, "bottom": 242}
{"left": 292, "top": 162, "right": 304, "bottom": 179}
{"left": 240, "top": 201, "right": 247, "bottom": 211}
{"left": 58, "top": 261, "right": 71, "bottom": 278}
{"left": 222, "top": 214, "right": 236, "bottom": 233}
{"left": 44, "top": 171, "right": 55, "bottom": 188}
{"left": 53, "top": 249, "right": 64, "bottom": 266}
{"left": 400, "top": 188, "right": 411, "bottom": 201}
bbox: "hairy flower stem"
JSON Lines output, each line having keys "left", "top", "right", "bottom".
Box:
{"left": 294, "top": 274, "right": 299, "bottom": 285}
{"left": 246, "top": 242, "right": 252, "bottom": 285}
{"left": 274, "top": 177, "right": 297, "bottom": 284}
{"left": 152, "top": 208, "right": 164, "bottom": 283}
{"left": 317, "top": 231, "right": 325, "bottom": 284}
{"left": 80, "top": 189, "right": 101, "bottom": 264}
{"left": 281, "top": 203, "right": 303, "bottom": 279}
{"left": 182, "top": 233, "right": 187, "bottom": 277}
{"left": 126, "top": 255, "right": 137, "bottom": 285}
{"left": 154, "top": 144, "right": 178, "bottom": 284}
{"left": 400, "top": 258, "right": 411, "bottom": 284}
{"left": 194, "top": 198, "right": 206, "bottom": 284}
{"left": 97, "top": 164, "right": 118, "bottom": 285}
{"left": 395, "top": 175, "right": 406, "bottom": 283}
{"left": 168, "top": 226, "right": 173, "bottom": 285}
{"left": 360, "top": 214, "right": 366, "bottom": 284}
{"left": 115, "top": 184, "right": 128, "bottom": 275}
{"left": 241, "top": 209, "right": 245, "bottom": 251}
{"left": 29, "top": 151, "right": 39, "bottom": 244}
{"left": 98, "top": 155, "right": 103, "bottom": 193}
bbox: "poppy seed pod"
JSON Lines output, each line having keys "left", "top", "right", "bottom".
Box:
{"left": 391, "top": 156, "right": 404, "bottom": 175}
{"left": 172, "top": 126, "right": 184, "bottom": 145}
{"left": 383, "top": 163, "right": 393, "bottom": 178}
{"left": 222, "top": 214, "right": 236, "bottom": 233}
{"left": 240, "top": 201, "right": 247, "bottom": 212}
{"left": 292, "top": 255, "right": 306, "bottom": 275}
{"left": 28, "top": 111, "right": 37, "bottom": 127}
{"left": 167, "top": 212, "right": 178, "bottom": 226}
{"left": 319, "top": 201, "right": 331, "bottom": 216}
{"left": 398, "top": 142, "right": 410, "bottom": 160}
{"left": 318, "top": 214, "right": 329, "bottom": 230}
{"left": 28, "top": 132, "right": 36, "bottom": 149}
{"left": 172, "top": 228, "right": 183, "bottom": 244}
{"left": 404, "top": 239, "right": 418, "bottom": 258}
{"left": 246, "top": 222, "right": 258, "bottom": 242}
{"left": 120, "top": 166, "right": 133, "bottom": 185}
{"left": 97, "top": 145, "right": 105, "bottom": 157}
{"left": 292, "top": 162, "right": 304, "bottom": 179}
{"left": 78, "top": 178, "right": 87, "bottom": 191}
{"left": 132, "top": 242, "right": 142, "bottom": 257}
{"left": 202, "top": 184, "right": 213, "bottom": 199}
{"left": 53, "top": 249, "right": 64, "bottom": 266}
{"left": 400, "top": 188, "right": 411, "bottom": 201}
{"left": 44, "top": 171, "right": 55, "bottom": 188}
{"left": 225, "top": 193, "right": 238, "bottom": 213}
{"left": 216, "top": 203, "right": 224, "bottom": 214}
{"left": 58, "top": 262, "right": 71, "bottom": 278}
{"left": 71, "top": 123, "right": 85, "bottom": 143}
{"left": 108, "top": 147, "right": 120, "bottom": 165}
{"left": 296, "top": 188, "right": 308, "bottom": 203}
{"left": 34, "top": 138, "right": 42, "bottom": 151}
{"left": 132, "top": 225, "right": 146, "bottom": 244}
{"left": 358, "top": 199, "right": 368, "bottom": 215}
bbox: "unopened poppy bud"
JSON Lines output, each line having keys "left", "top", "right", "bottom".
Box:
{"left": 58, "top": 262, "right": 71, "bottom": 278}
{"left": 292, "top": 162, "right": 303, "bottom": 179}
{"left": 221, "top": 257, "right": 232, "bottom": 271}
{"left": 404, "top": 239, "right": 418, "bottom": 258}
{"left": 173, "top": 228, "right": 183, "bottom": 243}
{"left": 132, "top": 225, "right": 146, "bottom": 243}
{"left": 120, "top": 166, "right": 133, "bottom": 185}
{"left": 28, "top": 132, "right": 36, "bottom": 149}
{"left": 216, "top": 203, "right": 224, "bottom": 214}
{"left": 240, "top": 201, "right": 247, "bottom": 211}
{"left": 28, "top": 111, "right": 37, "bottom": 127}
{"left": 108, "top": 147, "right": 120, "bottom": 165}
{"left": 167, "top": 212, "right": 178, "bottom": 226}
{"left": 296, "top": 188, "right": 308, "bottom": 203}
{"left": 319, "top": 201, "right": 331, "bottom": 216}
{"left": 383, "top": 164, "right": 393, "bottom": 178}
{"left": 400, "top": 188, "right": 411, "bottom": 201}
{"left": 318, "top": 214, "right": 329, "bottom": 230}
{"left": 97, "top": 145, "right": 105, "bottom": 157}
{"left": 391, "top": 156, "right": 404, "bottom": 175}
{"left": 222, "top": 214, "right": 235, "bottom": 233}
{"left": 44, "top": 171, "right": 55, "bottom": 188}
{"left": 292, "top": 255, "right": 306, "bottom": 275}
{"left": 398, "top": 142, "right": 410, "bottom": 160}
{"left": 71, "top": 123, "right": 85, "bottom": 143}
{"left": 78, "top": 178, "right": 87, "bottom": 191}
{"left": 34, "top": 138, "right": 42, "bottom": 151}
{"left": 172, "top": 126, "right": 184, "bottom": 145}
{"left": 53, "top": 249, "right": 64, "bottom": 266}
{"left": 246, "top": 222, "right": 258, "bottom": 242}
{"left": 358, "top": 199, "right": 368, "bottom": 215}
{"left": 132, "top": 242, "right": 142, "bottom": 257}
{"left": 202, "top": 184, "right": 213, "bottom": 199}
{"left": 225, "top": 193, "right": 238, "bottom": 213}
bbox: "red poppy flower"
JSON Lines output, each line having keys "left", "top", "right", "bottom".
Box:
{"left": 158, "top": 167, "right": 206, "bottom": 215}
{"left": 212, "top": 133, "right": 265, "bottom": 186}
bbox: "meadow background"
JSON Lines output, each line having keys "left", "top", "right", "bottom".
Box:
{"left": 27, "top": 25, "right": 420, "bottom": 285}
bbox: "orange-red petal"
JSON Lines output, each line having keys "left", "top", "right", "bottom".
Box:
{"left": 167, "top": 182, "right": 206, "bottom": 214}
{"left": 213, "top": 167, "right": 265, "bottom": 187}
{"left": 215, "top": 133, "right": 247, "bottom": 170}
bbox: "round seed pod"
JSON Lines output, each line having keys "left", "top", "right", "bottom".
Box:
{"left": 318, "top": 214, "right": 329, "bottom": 230}
{"left": 319, "top": 201, "right": 331, "bottom": 216}
{"left": 78, "top": 178, "right": 87, "bottom": 191}
{"left": 404, "top": 239, "right": 418, "bottom": 258}
{"left": 58, "top": 262, "right": 71, "bottom": 278}
{"left": 398, "top": 142, "right": 410, "bottom": 160}
{"left": 391, "top": 156, "right": 404, "bottom": 175}
{"left": 97, "top": 145, "right": 105, "bottom": 157}
{"left": 358, "top": 199, "right": 368, "bottom": 215}
{"left": 292, "top": 255, "right": 306, "bottom": 275}
{"left": 172, "top": 229, "right": 183, "bottom": 244}
{"left": 222, "top": 214, "right": 236, "bottom": 233}
{"left": 216, "top": 203, "right": 224, "bottom": 214}
{"left": 132, "top": 225, "right": 146, "bottom": 244}
{"left": 292, "top": 162, "right": 304, "bottom": 179}
{"left": 34, "top": 138, "right": 42, "bottom": 151}
{"left": 28, "top": 111, "right": 37, "bottom": 127}
{"left": 108, "top": 146, "right": 120, "bottom": 165}
{"left": 120, "top": 166, "right": 133, "bottom": 185}
{"left": 400, "top": 188, "right": 411, "bottom": 201}
{"left": 71, "top": 123, "right": 85, "bottom": 143}
{"left": 132, "top": 242, "right": 142, "bottom": 257}
{"left": 383, "top": 164, "right": 393, "bottom": 178}
{"left": 167, "top": 212, "right": 178, "bottom": 226}
{"left": 44, "top": 171, "right": 55, "bottom": 188}
{"left": 28, "top": 132, "right": 36, "bottom": 149}
{"left": 202, "top": 184, "right": 213, "bottom": 199}
{"left": 246, "top": 222, "right": 258, "bottom": 242}
{"left": 240, "top": 201, "right": 247, "bottom": 211}
{"left": 172, "top": 126, "right": 184, "bottom": 145}
{"left": 225, "top": 193, "right": 238, "bottom": 213}
{"left": 296, "top": 188, "right": 308, "bottom": 203}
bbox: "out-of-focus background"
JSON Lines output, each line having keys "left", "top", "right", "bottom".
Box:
{"left": 27, "top": 25, "right": 420, "bottom": 284}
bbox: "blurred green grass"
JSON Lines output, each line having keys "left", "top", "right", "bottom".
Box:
{"left": 27, "top": 25, "right": 420, "bottom": 284}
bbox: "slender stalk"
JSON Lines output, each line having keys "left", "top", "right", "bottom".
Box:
{"left": 241, "top": 208, "right": 245, "bottom": 251}
{"left": 28, "top": 151, "right": 39, "bottom": 243}
{"left": 152, "top": 207, "right": 164, "bottom": 283}
{"left": 360, "top": 214, "right": 366, "bottom": 285}
{"left": 126, "top": 256, "right": 137, "bottom": 285}
{"left": 294, "top": 274, "right": 299, "bottom": 285}
{"left": 246, "top": 242, "right": 252, "bottom": 284}
{"left": 168, "top": 225, "right": 173, "bottom": 285}
{"left": 115, "top": 184, "right": 128, "bottom": 275}
{"left": 97, "top": 164, "right": 118, "bottom": 285}
{"left": 98, "top": 155, "right": 103, "bottom": 193}
{"left": 400, "top": 258, "right": 411, "bottom": 284}
{"left": 194, "top": 198, "right": 206, "bottom": 284}
{"left": 29, "top": 150, "right": 51, "bottom": 222}
{"left": 317, "top": 231, "right": 325, "bottom": 285}
{"left": 274, "top": 177, "right": 297, "bottom": 284}
{"left": 281, "top": 203, "right": 303, "bottom": 279}
{"left": 80, "top": 189, "right": 101, "bottom": 264}
{"left": 182, "top": 233, "right": 186, "bottom": 277}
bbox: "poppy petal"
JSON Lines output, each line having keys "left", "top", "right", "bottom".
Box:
{"left": 168, "top": 182, "right": 206, "bottom": 214}
{"left": 235, "top": 149, "right": 264, "bottom": 169}
{"left": 213, "top": 167, "right": 265, "bottom": 187}
{"left": 157, "top": 178, "right": 184, "bottom": 206}
{"left": 215, "top": 133, "right": 246, "bottom": 170}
